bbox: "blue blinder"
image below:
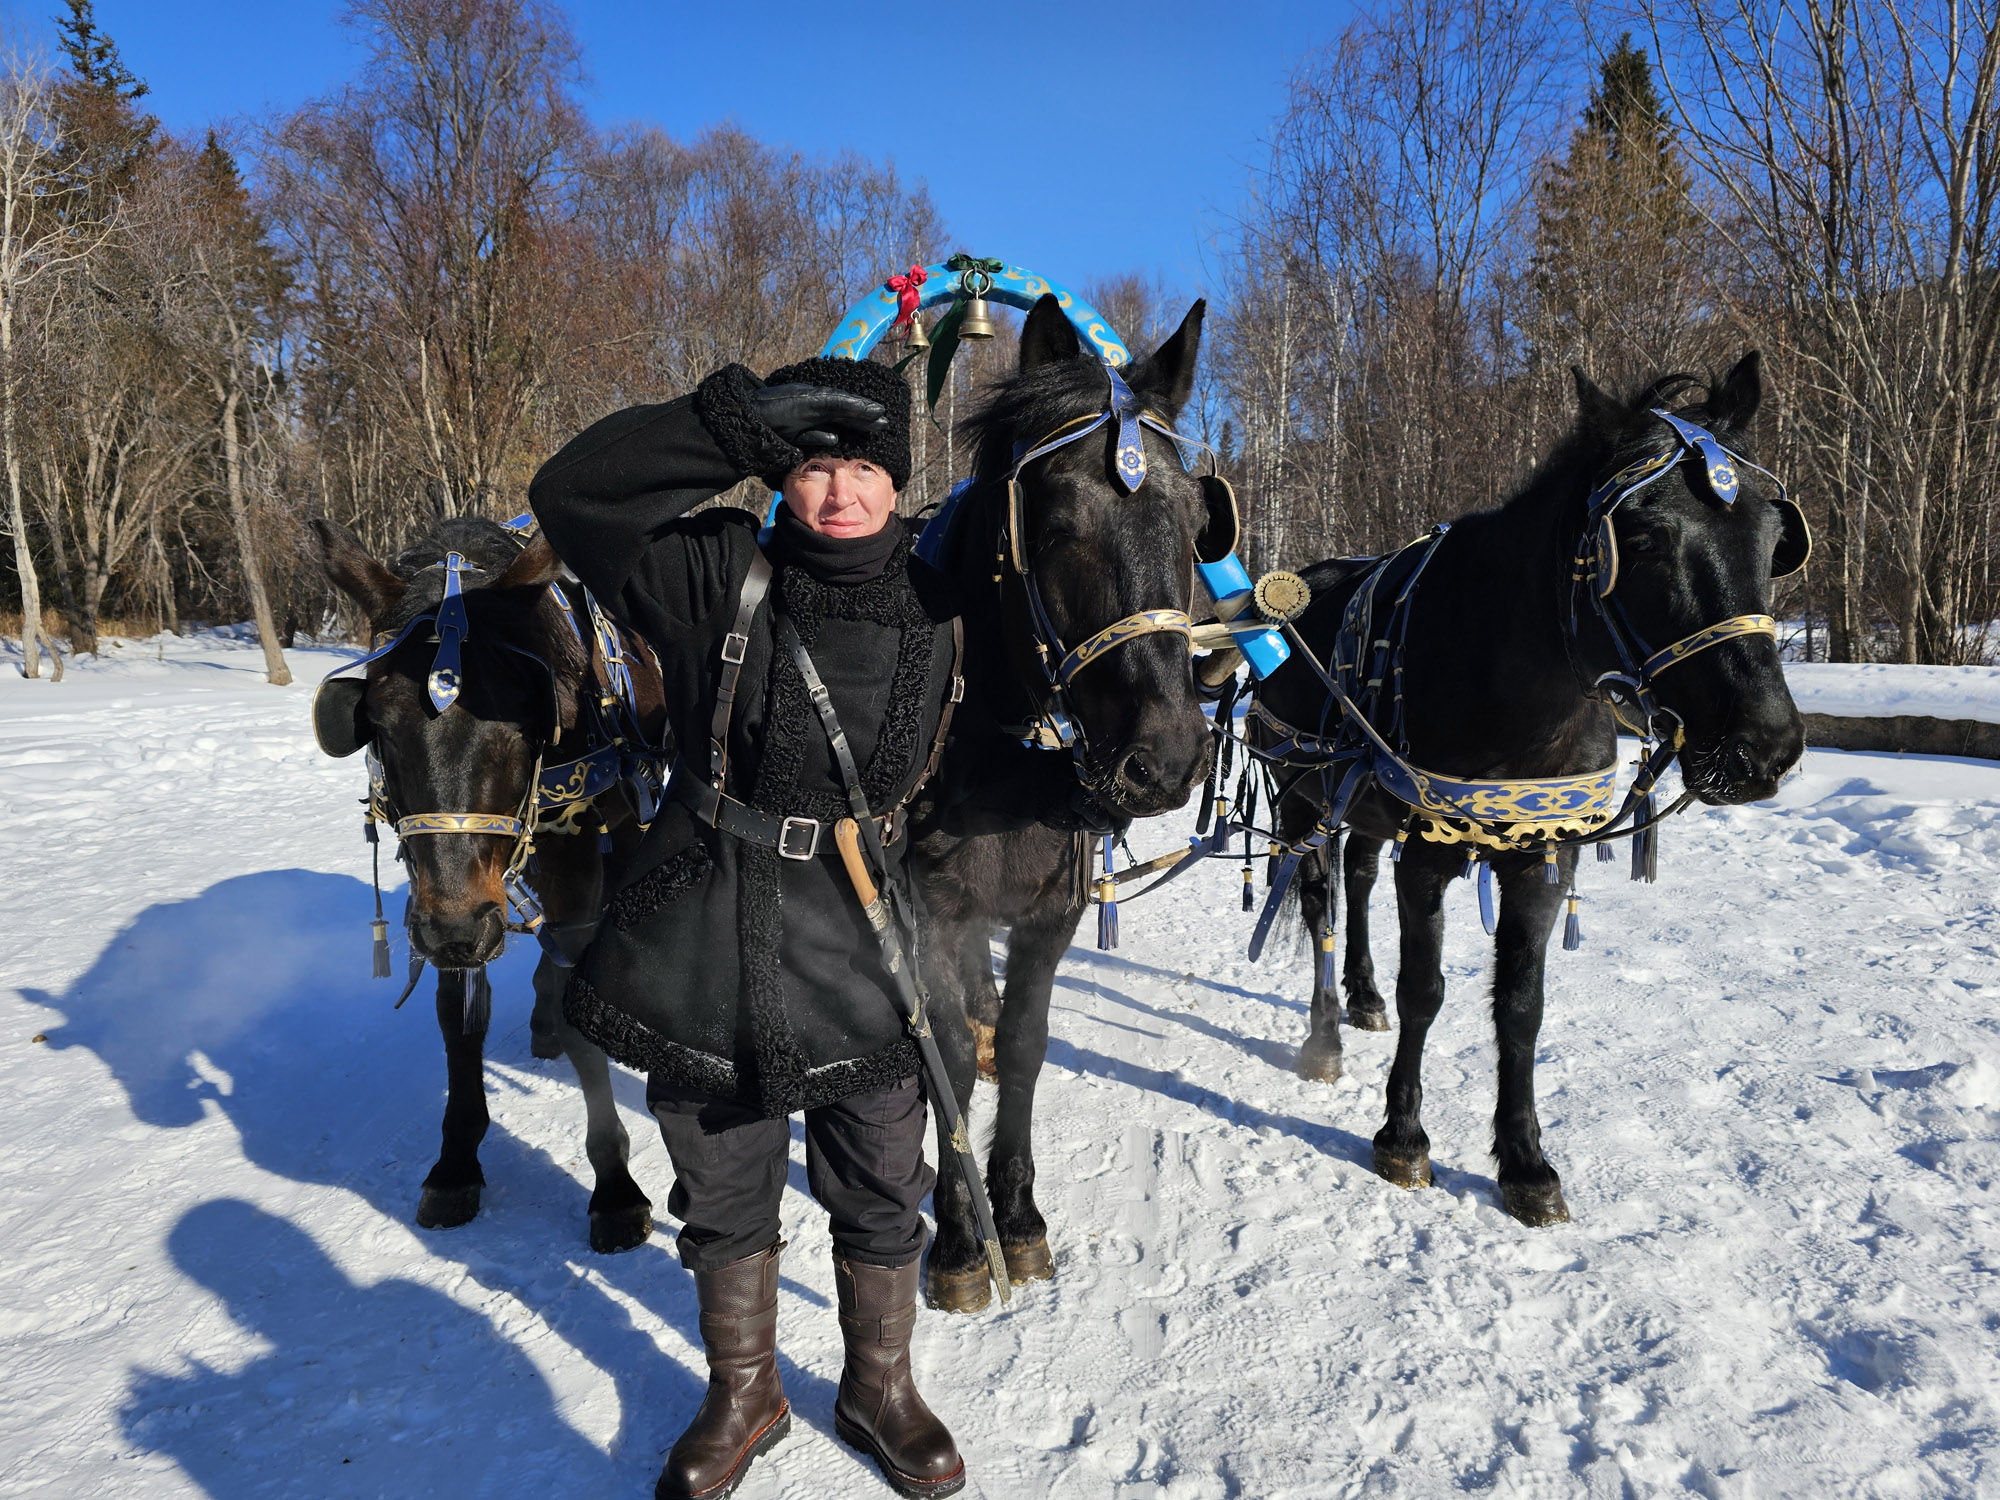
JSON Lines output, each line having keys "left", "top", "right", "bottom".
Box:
{"left": 914, "top": 479, "right": 974, "bottom": 569}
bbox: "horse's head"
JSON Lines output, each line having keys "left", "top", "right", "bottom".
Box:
{"left": 1571, "top": 354, "right": 1807, "bottom": 804}
{"left": 312, "top": 518, "right": 584, "bottom": 968}
{"left": 964, "top": 294, "right": 1230, "bottom": 818}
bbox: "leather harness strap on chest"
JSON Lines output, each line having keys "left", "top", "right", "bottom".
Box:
{"left": 672, "top": 543, "right": 965, "bottom": 861}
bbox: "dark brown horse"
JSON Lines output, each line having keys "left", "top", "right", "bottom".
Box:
{"left": 313, "top": 516, "right": 665, "bottom": 1252}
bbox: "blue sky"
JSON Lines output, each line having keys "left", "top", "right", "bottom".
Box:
{"left": 8, "top": 0, "right": 1351, "bottom": 299}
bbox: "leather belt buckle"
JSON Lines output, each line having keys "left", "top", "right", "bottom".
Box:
{"left": 777, "top": 816, "right": 821, "bottom": 860}
{"left": 721, "top": 631, "right": 749, "bottom": 665}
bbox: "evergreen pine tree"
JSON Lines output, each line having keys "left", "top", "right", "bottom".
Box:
{"left": 50, "top": 0, "right": 158, "bottom": 221}
{"left": 1528, "top": 35, "right": 1704, "bottom": 387}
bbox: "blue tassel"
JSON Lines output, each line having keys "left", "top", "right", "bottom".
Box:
{"left": 1631, "top": 793, "right": 1658, "bottom": 883}
{"left": 1596, "top": 839, "right": 1616, "bottom": 863}
{"left": 371, "top": 919, "right": 392, "bottom": 979}
{"left": 1542, "top": 850, "right": 1560, "bottom": 885}
{"left": 1391, "top": 829, "right": 1409, "bottom": 863}
{"left": 1317, "top": 930, "right": 1336, "bottom": 991}
{"left": 1097, "top": 836, "right": 1118, "bottom": 950}
{"left": 599, "top": 829, "right": 613, "bottom": 852}
{"left": 1478, "top": 861, "right": 1497, "bottom": 935}
{"left": 1461, "top": 853, "right": 1477, "bottom": 880}
{"left": 1563, "top": 891, "right": 1582, "bottom": 952}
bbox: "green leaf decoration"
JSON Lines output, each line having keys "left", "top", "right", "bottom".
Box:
{"left": 925, "top": 297, "right": 970, "bottom": 417}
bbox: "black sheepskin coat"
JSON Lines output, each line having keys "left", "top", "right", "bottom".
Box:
{"left": 529, "top": 379, "right": 958, "bottom": 1116}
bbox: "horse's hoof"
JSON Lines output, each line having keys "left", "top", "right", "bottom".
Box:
{"left": 1004, "top": 1236, "right": 1054, "bottom": 1285}
{"left": 971, "top": 1021, "right": 998, "bottom": 1084}
{"left": 416, "top": 1183, "right": 481, "bottom": 1229}
{"left": 1372, "top": 1148, "right": 1432, "bottom": 1190}
{"left": 1502, "top": 1181, "right": 1570, "bottom": 1226}
{"left": 925, "top": 1261, "right": 993, "bottom": 1314}
{"left": 1346, "top": 1004, "right": 1391, "bottom": 1032}
{"left": 1295, "top": 1044, "right": 1343, "bottom": 1083}
{"left": 589, "top": 1203, "right": 654, "bottom": 1254}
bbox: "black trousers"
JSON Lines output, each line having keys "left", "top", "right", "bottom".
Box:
{"left": 649, "top": 1074, "right": 935, "bottom": 1272}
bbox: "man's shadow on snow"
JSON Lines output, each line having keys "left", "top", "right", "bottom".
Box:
{"left": 22, "top": 870, "right": 838, "bottom": 1488}
{"left": 121, "top": 1198, "right": 610, "bottom": 1498}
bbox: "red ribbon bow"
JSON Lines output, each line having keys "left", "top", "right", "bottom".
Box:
{"left": 887, "top": 264, "right": 927, "bottom": 329}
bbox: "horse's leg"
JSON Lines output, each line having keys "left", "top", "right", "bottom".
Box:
{"left": 961, "top": 925, "right": 1003, "bottom": 1083}
{"left": 1491, "top": 852, "right": 1571, "bottom": 1226}
{"left": 418, "top": 967, "right": 489, "bottom": 1229}
{"left": 538, "top": 954, "right": 655, "bottom": 1252}
{"left": 1295, "top": 843, "right": 1345, "bottom": 1082}
{"left": 986, "top": 896, "right": 1084, "bottom": 1285}
{"left": 526, "top": 823, "right": 653, "bottom": 1250}
{"left": 1371, "top": 847, "right": 1452, "bottom": 1190}
{"left": 920, "top": 905, "right": 992, "bottom": 1314}
{"left": 1342, "top": 835, "right": 1391, "bottom": 1030}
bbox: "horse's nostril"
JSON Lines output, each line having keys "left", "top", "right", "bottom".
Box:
{"left": 1120, "top": 749, "right": 1156, "bottom": 787}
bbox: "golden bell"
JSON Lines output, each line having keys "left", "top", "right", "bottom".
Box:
{"left": 958, "top": 295, "right": 997, "bottom": 341}
{"left": 903, "top": 314, "right": 930, "bottom": 351}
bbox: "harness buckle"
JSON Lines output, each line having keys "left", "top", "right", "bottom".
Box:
{"left": 778, "top": 816, "right": 822, "bottom": 860}
{"left": 721, "top": 631, "right": 749, "bottom": 666}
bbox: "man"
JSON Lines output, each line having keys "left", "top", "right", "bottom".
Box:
{"left": 530, "top": 355, "right": 976, "bottom": 1500}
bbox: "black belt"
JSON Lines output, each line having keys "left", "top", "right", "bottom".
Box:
{"left": 671, "top": 761, "right": 899, "bottom": 861}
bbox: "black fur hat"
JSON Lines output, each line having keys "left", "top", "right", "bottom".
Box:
{"left": 693, "top": 357, "right": 912, "bottom": 492}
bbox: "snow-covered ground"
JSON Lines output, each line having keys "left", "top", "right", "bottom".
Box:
{"left": 3, "top": 635, "right": 1999, "bottom": 1499}
{"left": 1786, "top": 662, "right": 2000, "bottom": 725}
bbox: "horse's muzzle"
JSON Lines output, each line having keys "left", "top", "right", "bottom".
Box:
{"left": 1685, "top": 719, "right": 1805, "bottom": 806}
{"left": 409, "top": 901, "right": 507, "bottom": 969}
{"left": 1102, "top": 731, "right": 1213, "bottom": 819}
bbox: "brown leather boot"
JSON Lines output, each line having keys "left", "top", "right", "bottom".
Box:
{"left": 656, "top": 1241, "right": 789, "bottom": 1500}
{"left": 832, "top": 1252, "right": 966, "bottom": 1498}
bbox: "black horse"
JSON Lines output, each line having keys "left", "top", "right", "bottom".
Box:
{"left": 1254, "top": 357, "right": 1806, "bottom": 1225}
{"left": 312, "top": 516, "right": 664, "bottom": 1253}
{"left": 912, "top": 295, "right": 1236, "bottom": 1311}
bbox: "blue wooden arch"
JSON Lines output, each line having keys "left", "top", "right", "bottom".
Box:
{"left": 819, "top": 262, "right": 1133, "bottom": 366}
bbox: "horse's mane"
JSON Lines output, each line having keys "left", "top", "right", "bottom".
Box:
{"left": 960, "top": 355, "right": 1119, "bottom": 485}
{"left": 1495, "top": 368, "right": 1736, "bottom": 524}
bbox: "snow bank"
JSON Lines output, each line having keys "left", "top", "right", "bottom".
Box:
{"left": 1786, "top": 661, "right": 2000, "bottom": 725}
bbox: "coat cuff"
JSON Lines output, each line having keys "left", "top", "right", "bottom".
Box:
{"left": 692, "top": 364, "right": 801, "bottom": 487}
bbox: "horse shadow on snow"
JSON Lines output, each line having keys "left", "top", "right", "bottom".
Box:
{"left": 23, "top": 869, "right": 839, "bottom": 1495}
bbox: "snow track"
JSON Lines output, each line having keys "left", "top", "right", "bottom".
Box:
{"left": 3, "top": 636, "right": 1997, "bottom": 1498}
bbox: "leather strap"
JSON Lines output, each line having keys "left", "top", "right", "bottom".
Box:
{"left": 910, "top": 617, "right": 964, "bottom": 806}
{"left": 709, "top": 548, "right": 773, "bottom": 791}
{"left": 672, "top": 762, "right": 899, "bottom": 860}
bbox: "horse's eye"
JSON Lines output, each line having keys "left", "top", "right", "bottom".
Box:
{"left": 1624, "top": 533, "right": 1659, "bottom": 555}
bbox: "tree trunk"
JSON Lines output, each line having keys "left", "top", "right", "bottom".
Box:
{"left": 2, "top": 301, "right": 55, "bottom": 679}
{"left": 220, "top": 381, "right": 291, "bottom": 686}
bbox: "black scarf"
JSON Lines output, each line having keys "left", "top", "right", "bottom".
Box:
{"left": 770, "top": 507, "right": 906, "bottom": 586}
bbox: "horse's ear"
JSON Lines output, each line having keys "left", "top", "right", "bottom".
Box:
{"left": 495, "top": 535, "right": 562, "bottom": 591}
{"left": 1019, "top": 293, "right": 1081, "bottom": 372}
{"left": 1127, "top": 299, "right": 1205, "bottom": 415}
{"left": 1713, "top": 350, "right": 1763, "bottom": 433}
{"left": 312, "top": 517, "right": 404, "bottom": 622}
{"left": 1569, "top": 365, "right": 1622, "bottom": 431}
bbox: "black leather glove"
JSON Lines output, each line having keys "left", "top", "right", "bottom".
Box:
{"left": 748, "top": 383, "right": 889, "bottom": 451}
